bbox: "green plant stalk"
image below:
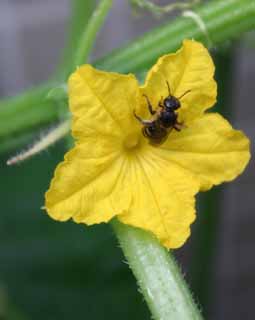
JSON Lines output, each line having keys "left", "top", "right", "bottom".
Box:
{"left": 0, "top": 0, "right": 254, "bottom": 151}
{"left": 65, "top": 0, "right": 113, "bottom": 150}
{"left": 0, "top": 84, "right": 57, "bottom": 140}
{"left": 97, "top": 0, "right": 255, "bottom": 72}
{"left": 57, "top": 0, "right": 96, "bottom": 77}
{"left": 73, "top": 0, "right": 113, "bottom": 68}
{"left": 111, "top": 219, "right": 203, "bottom": 320}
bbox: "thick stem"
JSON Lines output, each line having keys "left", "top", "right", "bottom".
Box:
{"left": 111, "top": 219, "right": 203, "bottom": 320}
{"left": 97, "top": 0, "right": 255, "bottom": 72}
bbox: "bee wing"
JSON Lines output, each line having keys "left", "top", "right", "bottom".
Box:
{"left": 166, "top": 126, "right": 174, "bottom": 134}
{"left": 154, "top": 126, "right": 173, "bottom": 145}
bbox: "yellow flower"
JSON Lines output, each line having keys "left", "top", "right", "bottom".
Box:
{"left": 45, "top": 40, "right": 250, "bottom": 249}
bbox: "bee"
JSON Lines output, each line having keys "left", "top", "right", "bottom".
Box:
{"left": 134, "top": 81, "right": 190, "bottom": 144}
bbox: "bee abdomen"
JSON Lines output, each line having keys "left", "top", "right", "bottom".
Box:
{"left": 143, "top": 124, "right": 168, "bottom": 144}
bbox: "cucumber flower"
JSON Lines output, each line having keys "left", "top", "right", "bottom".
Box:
{"left": 45, "top": 40, "right": 250, "bottom": 249}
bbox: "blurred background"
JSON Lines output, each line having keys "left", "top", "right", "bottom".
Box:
{"left": 0, "top": 0, "right": 254, "bottom": 319}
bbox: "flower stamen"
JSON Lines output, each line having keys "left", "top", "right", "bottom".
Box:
{"left": 123, "top": 133, "right": 141, "bottom": 150}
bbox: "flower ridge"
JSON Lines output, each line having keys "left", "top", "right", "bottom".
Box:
{"left": 45, "top": 39, "right": 250, "bottom": 249}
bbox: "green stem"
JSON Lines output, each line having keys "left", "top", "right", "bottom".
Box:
{"left": 111, "top": 220, "right": 203, "bottom": 320}
{"left": 97, "top": 0, "right": 255, "bottom": 72}
{"left": 0, "top": 84, "right": 57, "bottom": 139}
{"left": 73, "top": 0, "right": 113, "bottom": 68}
{"left": 1, "top": 0, "right": 254, "bottom": 152}
{"left": 57, "top": 0, "right": 96, "bottom": 77}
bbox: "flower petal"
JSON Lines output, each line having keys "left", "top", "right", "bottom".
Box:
{"left": 118, "top": 150, "right": 200, "bottom": 249}
{"left": 68, "top": 64, "right": 141, "bottom": 140}
{"left": 155, "top": 113, "right": 251, "bottom": 191}
{"left": 141, "top": 39, "right": 216, "bottom": 123}
{"left": 45, "top": 136, "right": 131, "bottom": 224}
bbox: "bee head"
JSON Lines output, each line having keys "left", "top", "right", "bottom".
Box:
{"left": 163, "top": 96, "right": 180, "bottom": 111}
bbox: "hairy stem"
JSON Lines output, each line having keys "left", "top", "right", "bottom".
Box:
{"left": 111, "top": 220, "right": 203, "bottom": 320}
{"left": 131, "top": 0, "right": 200, "bottom": 16}
{"left": 97, "top": 0, "right": 255, "bottom": 72}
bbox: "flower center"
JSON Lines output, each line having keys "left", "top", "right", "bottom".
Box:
{"left": 123, "top": 133, "right": 140, "bottom": 151}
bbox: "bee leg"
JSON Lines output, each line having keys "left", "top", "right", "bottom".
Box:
{"left": 143, "top": 94, "right": 156, "bottom": 115}
{"left": 173, "top": 125, "right": 181, "bottom": 132}
{"left": 174, "top": 121, "right": 186, "bottom": 131}
{"left": 133, "top": 110, "right": 153, "bottom": 125}
{"left": 142, "top": 127, "right": 150, "bottom": 138}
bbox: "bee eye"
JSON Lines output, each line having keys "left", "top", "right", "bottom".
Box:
{"left": 164, "top": 98, "right": 172, "bottom": 108}
{"left": 174, "top": 100, "right": 180, "bottom": 110}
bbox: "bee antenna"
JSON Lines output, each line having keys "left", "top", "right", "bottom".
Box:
{"left": 177, "top": 90, "right": 191, "bottom": 100}
{"left": 166, "top": 81, "right": 171, "bottom": 96}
